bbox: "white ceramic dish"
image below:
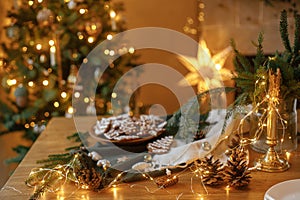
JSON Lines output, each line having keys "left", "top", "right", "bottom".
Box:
{"left": 264, "top": 179, "right": 300, "bottom": 200}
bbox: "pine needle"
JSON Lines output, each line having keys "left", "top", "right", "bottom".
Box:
{"left": 293, "top": 13, "right": 300, "bottom": 60}
{"left": 280, "top": 10, "right": 292, "bottom": 52}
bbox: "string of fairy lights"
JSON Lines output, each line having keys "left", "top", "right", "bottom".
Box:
{"left": 234, "top": 70, "right": 288, "bottom": 155}
{"left": 22, "top": 0, "right": 296, "bottom": 199}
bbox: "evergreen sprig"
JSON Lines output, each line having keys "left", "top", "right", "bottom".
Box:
{"left": 36, "top": 132, "right": 82, "bottom": 168}
{"left": 280, "top": 10, "right": 292, "bottom": 53}
{"left": 293, "top": 13, "right": 300, "bottom": 56}
{"left": 253, "top": 32, "right": 266, "bottom": 70}
{"left": 231, "top": 40, "right": 253, "bottom": 73}
{"left": 165, "top": 87, "right": 234, "bottom": 139}
{"left": 5, "top": 145, "right": 30, "bottom": 165}
{"left": 233, "top": 9, "right": 300, "bottom": 106}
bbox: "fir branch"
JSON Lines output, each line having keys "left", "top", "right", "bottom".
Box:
{"left": 233, "top": 56, "right": 244, "bottom": 73}
{"left": 5, "top": 145, "right": 30, "bottom": 165}
{"left": 234, "top": 71, "right": 256, "bottom": 80}
{"left": 253, "top": 32, "right": 266, "bottom": 71}
{"left": 280, "top": 10, "right": 292, "bottom": 52}
{"left": 67, "top": 132, "right": 82, "bottom": 143}
{"left": 37, "top": 153, "right": 73, "bottom": 168}
{"left": 293, "top": 13, "right": 300, "bottom": 61}
{"left": 281, "top": 80, "right": 300, "bottom": 99}
{"left": 263, "top": 0, "right": 274, "bottom": 6}
{"left": 236, "top": 51, "right": 253, "bottom": 72}
{"left": 36, "top": 133, "right": 83, "bottom": 168}
{"left": 231, "top": 39, "right": 253, "bottom": 72}
{"left": 165, "top": 87, "right": 234, "bottom": 136}
{"left": 65, "top": 146, "right": 82, "bottom": 151}
{"left": 268, "top": 57, "right": 294, "bottom": 80}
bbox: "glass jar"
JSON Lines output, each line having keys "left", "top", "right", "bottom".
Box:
{"left": 249, "top": 98, "right": 298, "bottom": 154}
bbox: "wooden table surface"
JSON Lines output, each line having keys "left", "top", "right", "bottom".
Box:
{"left": 0, "top": 116, "right": 300, "bottom": 200}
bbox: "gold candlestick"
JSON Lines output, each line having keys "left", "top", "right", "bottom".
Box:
{"left": 255, "top": 69, "right": 289, "bottom": 172}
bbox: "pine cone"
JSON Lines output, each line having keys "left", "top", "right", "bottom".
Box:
{"left": 228, "top": 134, "right": 241, "bottom": 149}
{"left": 198, "top": 156, "right": 224, "bottom": 186}
{"left": 76, "top": 167, "right": 102, "bottom": 190}
{"left": 225, "top": 134, "right": 241, "bottom": 156}
{"left": 223, "top": 147, "right": 251, "bottom": 189}
{"left": 155, "top": 175, "right": 179, "bottom": 188}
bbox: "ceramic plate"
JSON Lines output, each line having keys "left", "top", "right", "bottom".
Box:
{"left": 89, "top": 124, "right": 165, "bottom": 146}
{"left": 264, "top": 179, "right": 300, "bottom": 200}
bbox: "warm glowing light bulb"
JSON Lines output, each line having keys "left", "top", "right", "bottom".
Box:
{"left": 38, "top": 0, "right": 43, "bottom": 3}
{"left": 28, "top": 0, "right": 34, "bottom": 6}
{"left": 74, "top": 92, "right": 80, "bottom": 98}
{"left": 78, "top": 34, "right": 84, "bottom": 40}
{"left": 79, "top": 8, "right": 86, "bottom": 14}
{"left": 104, "top": 49, "right": 110, "bottom": 55}
{"left": 88, "top": 36, "right": 95, "bottom": 43}
{"left": 7, "top": 79, "right": 17, "bottom": 86}
{"left": 50, "top": 46, "right": 56, "bottom": 53}
{"left": 61, "top": 92, "right": 67, "bottom": 98}
{"left": 83, "top": 58, "right": 88, "bottom": 63}
{"left": 30, "top": 121, "right": 35, "bottom": 127}
{"left": 49, "top": 40, "right": 55, "bottom": 46}
{"left": 128, "top": 47, "right": 135, "bottom": 54}
{"left": 56, "top": 16, "right": 63, "bottom": 22}
{"left": 22, "top": 46, "right": 28, "bottom": 52}
{"left": 110, "top": 10, "right": 116, "bottom": 18}
{"left": 44, "top": 112, "right": 50, "bottom": 117}
{"left": 109, "top": 50, "right": 115, "bottom": 56}
{"left": 54, "top": 101, "right": 60, "bottom": 108}
{"left": 81, "top": 185, "right": 89, "bottom": 189}
{"left": 91, "top": 24, "right": 97, "bottom": 30}
{"left": 68, "top": 106, "right": 74, "bottom": 114}
{"left": 36, "top": 44, "right": 42, "bottom": 50}
{"left": 43, "top": 80, "right": 49, "bottom": 86}
{"left": 28, "top": 81, "right": 34, "bottom": 87}
{"left": 107, "top": 34, "right": 113, "bottom": 40}
{"left": 225, "top": 185, "right": 230, "bottom": 196}
{"left": 111, "top": 92, "right": 117, "bottom": 98}
{"left": 84, "top": 97, "right": 90, "bottom": 103}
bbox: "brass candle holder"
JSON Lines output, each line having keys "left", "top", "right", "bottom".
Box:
{"left": 255, "top": 69, "right": 290, "bottom": 172}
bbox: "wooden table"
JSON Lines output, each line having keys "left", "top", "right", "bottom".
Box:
{"left": 0, "top": 116, "right": 300, "bottom": 200}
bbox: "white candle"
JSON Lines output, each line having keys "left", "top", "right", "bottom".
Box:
{"left": 110, "top": 10, "right": 117, "bottom": 31}
{"left": 13, "top": 0, "right": 19, "bottom": 9}
{"left": 50, "top": 46, "right": 56, "bottom": 66}
{"left": 111, "top": 20, "right": 116, "bottom": 31}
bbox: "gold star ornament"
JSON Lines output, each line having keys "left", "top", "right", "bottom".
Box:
{"left": 178, "top": 40, "right": 232, "bottom": 92}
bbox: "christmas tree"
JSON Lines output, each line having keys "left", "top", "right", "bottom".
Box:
{"left": 0, "top": 0, "right": 137, "bottom": 162}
